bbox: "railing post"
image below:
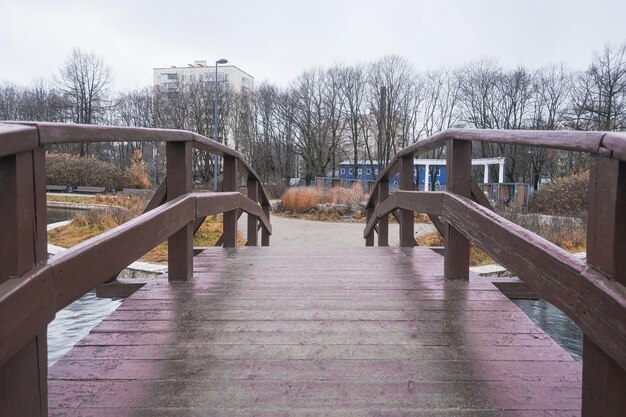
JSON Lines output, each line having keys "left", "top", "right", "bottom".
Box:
{"left": 166, "top": 141, "right": 193, "bottom": 281}
{"left": 261, "top": 204, "right": 271, "bottom": 246}
{"left": 399, "top": 154, "right": 415, "bottom": 247}
{"left": 378, "top": 180, "right": 389, "bottom": 246}
{"left": 246, "top": 178, "right": 259, "bottom": 246}
{"left": 223, "top": 155, "right": 238, "bottom": 247}
{"left": 582, "top": 155, "right": 626, "bottom": 417}
{"left": 444, "top": 139, "right": 471, "bottom": 280}
{"left": 0, "top": 145, "right": 49, "bottom": 417}
{"left": 365, "top": 207, "right": 375, "bottom": 246}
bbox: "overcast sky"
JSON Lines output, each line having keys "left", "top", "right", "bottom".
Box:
{"left": 1, "top": 0, "right": 625, "bottom": 91}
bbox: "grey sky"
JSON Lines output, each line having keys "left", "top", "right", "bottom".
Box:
{"left": 1, "top": 0, "right": 625, "bottom": 91}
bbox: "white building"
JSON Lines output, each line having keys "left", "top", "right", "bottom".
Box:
{"left": 153, "top": 60, "right": 254, "bottom": 94}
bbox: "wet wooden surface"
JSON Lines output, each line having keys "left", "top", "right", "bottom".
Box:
{"left": 48, "top": 247, "right": 582, "bottom": 416}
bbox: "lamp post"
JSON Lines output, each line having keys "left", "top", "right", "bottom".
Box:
{"left": 213, "top": 58, "right": 228, "bottom": 192}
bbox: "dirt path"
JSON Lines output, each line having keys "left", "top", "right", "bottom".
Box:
{"left": 239, "top": 214, "right": 436, "bottom": 247}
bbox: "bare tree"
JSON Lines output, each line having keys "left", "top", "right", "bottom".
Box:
{"left": 570, "top": 42, "right": 626, "bottom": 131}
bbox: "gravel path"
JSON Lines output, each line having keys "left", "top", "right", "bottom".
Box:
{"left": 239, "top": 214, "right": 436, "bottom": 247}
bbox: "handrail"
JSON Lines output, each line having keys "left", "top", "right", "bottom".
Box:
{"left": 0, "top": 192, "right": 270, "bottom": 367}
{"left": 0, "top": 120, "right": 273, "bottom": 409}
{"left": 366, "top": 128, "right": 626, "bottom": 208}
{"left": 364, "top": 127, "right": 626, "bottom": 415}
{"left": 0, "top": 121, "right": 271, "bottom": 206}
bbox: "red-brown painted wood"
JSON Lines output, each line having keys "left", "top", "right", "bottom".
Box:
{"left": 48, "top": 247, "right": 582, "bottom": 416}
{"left": 246, "top": 178, "right": 259, "bottom": 246}
{"left": 222, "top": 156, "right": 237, "bottom": 248}
{"left": 378, "top": 180, "right": 389, "bottom": 246}
{"left": 399, "top": 154, "right": 415, "bottom": 247}
{"left": 444, "top": 139, "right": 471, "bottom": 280}
{"left": 166, "top": 142, "right": 193, "bottom": 281}
{"left": 582, "top": 155, "right": 626, "bottom": 417}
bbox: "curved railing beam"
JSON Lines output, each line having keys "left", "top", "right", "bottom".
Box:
{"left": 440, "top": 192, "right": 626, "bottom": 372}
{"left": 363, "top": 191, "right": 443, "bottom": 239}
{"left": 195, "top": 192, "right": 272, "bottom": 235}
{"left": 366, "top": 128, "right": 626, "bottom": 208}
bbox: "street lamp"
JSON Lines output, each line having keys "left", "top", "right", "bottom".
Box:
{"left": 213, "top": 58, "right": 228, "bottom": 192}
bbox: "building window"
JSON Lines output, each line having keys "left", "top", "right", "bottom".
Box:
{"left": 358, "top": 169, "right": 362, "bottom": 175}
{"left": 349, "top": 169, "right": 353, "bottom": 175}
{"left": 166, "top": 73, "right": 178, "bottom": 80}
{"left": 374, "top": 169, "right": 379, "bottom": 175}
{"left": 366, "top": 169, "right": 371, "bottom": 175}
{"left": 340, "top": 168, "right": 345, "bottom": 174}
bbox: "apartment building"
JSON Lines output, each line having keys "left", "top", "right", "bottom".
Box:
{"left": 153, "top": 60, "right": 254, "bottom": 93}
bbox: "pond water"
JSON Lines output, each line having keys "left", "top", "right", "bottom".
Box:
{"left": 47, "top": 206, "right": 83, "bottom": 224}
{"left": 47, "top": 292, "right": 122, "bottom": 366}
{"left": 514, "top": 299, "right": 583, "bottom": 362}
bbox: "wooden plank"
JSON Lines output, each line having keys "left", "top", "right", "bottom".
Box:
{"left": 441, "top": 192, "right": 626, "bottom": 371}
{"left": 365, "top": 207, "right": 374, "bottom": 246}
{"left": 582, "top": 155, "right": 626, "bottom": 417}
{"left": 261, "top": 204, "right": 271, "bottom": 246}
{"left": 48, "top": 247, "right": 581, "bottom": 415}
{"left": 49, "top": 196, "right": 195, "bottom": 309}
{"left": 246, "top": 178, "right": 259, "bottom": 246}
{"left": 0, "top": 123, "right": 38, "bottom": 157}
{"left": 222, "top": 156, "right": 238, "bottom": 247}
{"left": 166, "top": 141, "right": 193, "bottom": 281}
{"left": 444, "top": 139, "right": 471, "bottom": 280}
{"left": 36, "top": 122, "right": 193, "bottom": 145}
{"left": 143, "top": 181, "right": 167, "bottom": 213}
{"left": 471, "top": 179, "right": 494, "bottom": 211}
{"left": 377, "top": 180, "right": 389, "bottom": 246}
{"left": 399, "top": 155, "right": 415, "bottom": 247}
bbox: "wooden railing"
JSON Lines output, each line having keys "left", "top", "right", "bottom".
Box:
{"left": 364, "top": 128, "right": 626, "bottom": 416}
{"left": 0, "top": 121, "right": 272, "bottom": 416}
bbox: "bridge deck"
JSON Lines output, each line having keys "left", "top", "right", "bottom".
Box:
{"left": 48, "top": 247, "right": 581, "bottom": 416}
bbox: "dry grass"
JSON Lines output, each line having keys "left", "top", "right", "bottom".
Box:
{"left": 49, "top": 196, "right": 244, "bottom": 263}
{"left": 282, "top": 187, "right": 323, "bottom": 213}
{"left": 502, "top": 210, "right": 587, "bottom": 252}
{"left": 141, "top": 215, "right": 245, "bottom": 262}
{"left": 415, "top": 232, "right": 494, "bottom": 267}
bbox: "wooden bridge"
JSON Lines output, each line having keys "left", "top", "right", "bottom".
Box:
{"left": 1, "top": 122, "right": 625, "bottom": 416}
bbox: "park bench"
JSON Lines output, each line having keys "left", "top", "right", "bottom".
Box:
{"left": 74, "top": 186, "right": 106, "bottom": 194}
{"left": 46, "top": 185, "right": 67, "bottom": 192}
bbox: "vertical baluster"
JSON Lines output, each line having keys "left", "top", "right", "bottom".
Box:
{"left": 222, "top": 155, "right": 237, "bottom": 247}
{"left": 444, "top": 139, "right": 471, "bottom": 280}
{"left": 365, "top": 206, "right": 375, "bottom": 246}
{"left": 0, "top": 143, "right": 49, "bottom": 417}
{"left": 582, "top": 155, "right": 626, "bottom": 417}
{"left": 399, "top": 154, "right": 415, "bottom": 247}
{"left": 261, "top": 203, "right": 271, "bottom": 246}
{"left": 246, "top": 178, "right": 259, "bottom": 246}
{"left": 378, "top": 180, "right": 389, "bottom": 246}
{"left": 166, "top": 141, "right": 193, "bottom": 281}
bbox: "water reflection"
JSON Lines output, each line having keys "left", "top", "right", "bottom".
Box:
{"left": 514, "top": 299, "right": 583, "bottom": 362}
{"left": 47, "top": 292, "right": 122, "bottom": 366}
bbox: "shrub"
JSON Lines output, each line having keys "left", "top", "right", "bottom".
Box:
{"left": 282, "top": 187, "right": 322, "bottom": 213}
{"left": 415, "top": 232, "right": 494, "bottom": 267}
{"left": 46, "top": 152, "right": 151, "bottom": 191}
{"left": 323, "top": 183, "right": 365, "bottom": 205}
{"left": 529, "top": 171, "right": 588, "bottom": 215}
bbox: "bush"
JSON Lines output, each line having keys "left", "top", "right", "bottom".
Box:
{"left": 323, "top": 183, "right": 365, "bottom": 205}
{"left": 46, "top": 151, "right": 151, "bottom": 191}
{"left": 282, "top": 187, "right": 322, "bottom": 213}
{"left": 529, "top": 171, "right": 588, "bottom": 215}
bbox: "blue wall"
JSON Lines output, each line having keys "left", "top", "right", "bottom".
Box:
{"left": 338, "top": 163, "right": 447, "bottom": 187}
